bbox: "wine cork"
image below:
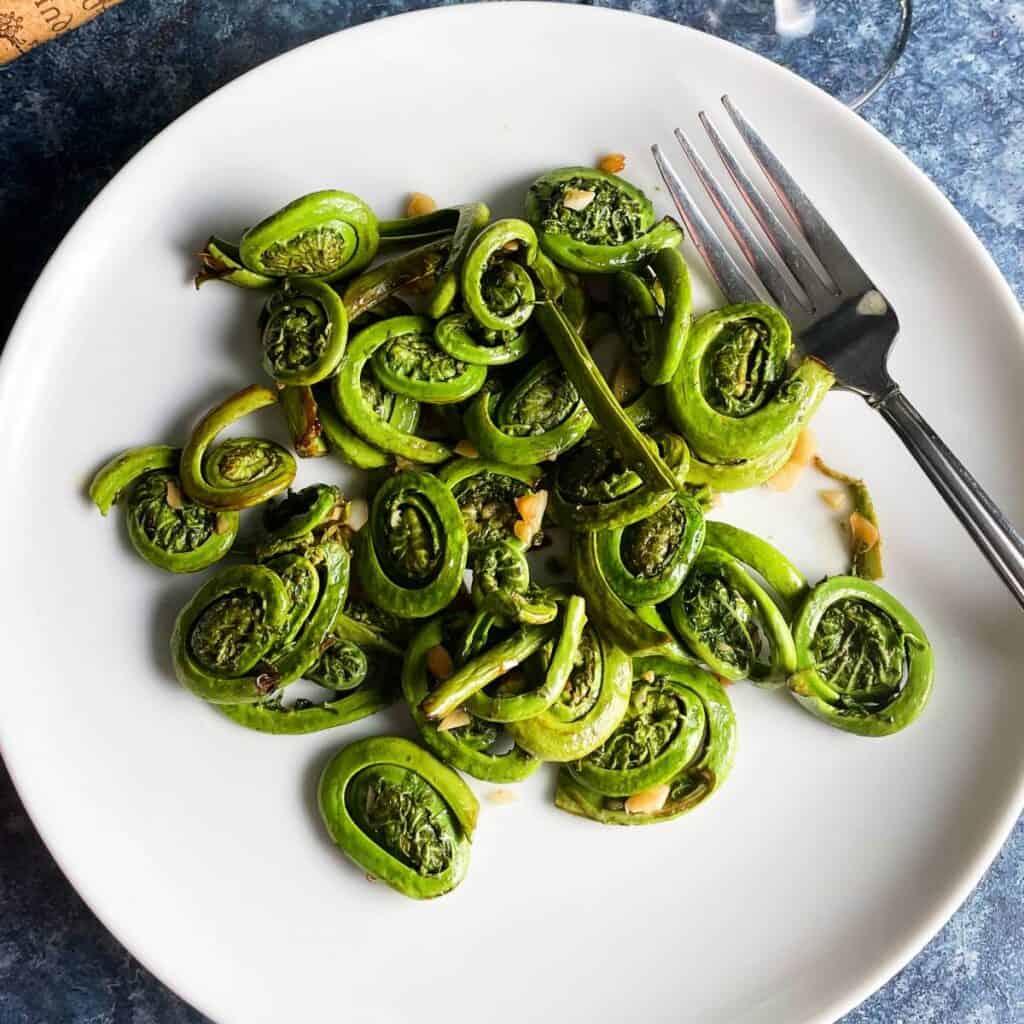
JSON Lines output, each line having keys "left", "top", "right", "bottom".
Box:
{"left": 0, "top": 0, "right": 123, "bottom": 66}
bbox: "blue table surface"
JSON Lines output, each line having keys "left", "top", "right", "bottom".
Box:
{"left": 1, "top": 2, "right": 1021, "bottom": 1022}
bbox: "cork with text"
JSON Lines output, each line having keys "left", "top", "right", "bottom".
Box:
{"left": 1, "top": 0, "right": 123, "bottom": 65}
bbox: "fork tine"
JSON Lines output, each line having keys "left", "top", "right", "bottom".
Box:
{"left": 721, "top": 96, "right": 872, "bottom": 294}
{"left": 651, "top": 143, "right": 759, "bottom": 305}
{"left": 673, "top": 127, "right": 811, "bottom": 317}
{"left": 698, "top": 110, "right": 836, "bottom": 302}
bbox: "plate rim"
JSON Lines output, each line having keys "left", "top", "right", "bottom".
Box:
{"left": 2, "top": 5, "right": 1023, "bottom": 1023}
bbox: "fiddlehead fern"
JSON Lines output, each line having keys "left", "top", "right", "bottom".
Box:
{"left": 593, "top": 491, "right": 706, "bottom": 605}
{"left": 355, "top": 470, "right": 469, "bottom": 618}
{"left": 239, "top": 190, "right": 379, "bottom": 282}
{"left": 566, "top": 675, "right": 706, "bottom": 796}
{"left": 279, "top": 386, "right": 329, "bottom": 458}
{"left": 342, "top": 238, "right": 450, "bottom": 322}
{"left": 573, "top": 531, "right": 675, "bottom": 655}
{"left": 461, "top": 219, "right": 540, "bottom": 332}
{"left": 613, "top": 247, "right": 692, "bottom": 385}
{"left": 368, "top": 315, "right": 487, "bottom": 404}
{"left": 318, "top": 736, "right": 478, "bottom": 899}
{"left": 378, "top": 201, "right": 491, "bottom": 318}
{"left": 172, "top": 537, "right": 350, "bottom": 704}
{"left": 788, "top": 577, "right": 933, "bottom": 736}
{"left": 259, "top": 278, "right": 348, "bottom": 386}
{"left": 253, "top": 540, "right": 351, "bottom": 684}
{"left": 180, "top": 385, "right": 296, "bottom": 510}
{"left": 313, "top": 379, "right": 420, "bottom": 471}
{"left": 403, "top": 618, "right": 541, "bottom": 783}
{"left": 558, "top": 270, "right": 589, "bottom": 334}
{"left": 666, "top": 303, "right": 834, "bottom": 464}
{"left": 332, "top": 598, "right": 411, "bottom": 655}
{"left": 506, "top": 624, "right": 633, "bottom": 762}
{"left": 469, "top": 540, "right": 558, "bottom": 626}
{"left": 549, "top": 427, "right": 690, "bottom": 531}
{"left": 439, "top": 459, "right": 544, "bottom": 549}
{"left": 462, "top": 595, "right": 587, "bottom": 723}
{"left": 463, "top": 356, "right": 593, "bottom": 464}
{"left": 433, "top": 314, "right": 533, "bottom": 367}
{"left": 555, "top": 657, "right": 736, "bottom": 825}
{"left": 814, "top": 457, "right": 884, "bottom": 580}
{"left": 686, "top": 437, "right": 797, "bottom": 492}
{"left": 419, "top": 621, "right": 556, "bottom": 722}
{"left": 219, "top": 660, "right": 399, "bottom": 734}
{"left": 257, "top": 483, "right": 346, "bottom": 548}
{"left": 195, "top": 236, "right": 273, "bottom": 290}
{"left": 333, "top": 318, "right": 452, "bottom": 464}
{"left": 307, "top": 639, "right": 368, "bottom": 691}
{"left": 524, "top": 167, "right": 683, "bottom": 273}
{"left": 533, "top": 301, "right": 683, "bottom": 494}
{"left": 170, "top": 564, "right": 290, "bottom": 703}
{"left": 669, "top": 544, "right": 797, "bottom": 685}
{"left": 220, "top": 592, "right": 408, "bottom": 734}
{"left": 89, "top": 445, "right": 238, "bottom": 572}
{"left": 378, "top": 202, "right": 489, "bottom": 244}
{"left": 703, "top": 521, "right": 809, "bottom": 617}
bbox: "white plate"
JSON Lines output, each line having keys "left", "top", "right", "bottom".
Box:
{"left": 3, "top": 5, "right": 1023, "bottom": 1023}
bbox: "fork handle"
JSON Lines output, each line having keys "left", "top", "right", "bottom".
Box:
{"left": 876, "top": 387, "right": 1024, "bottom": 610}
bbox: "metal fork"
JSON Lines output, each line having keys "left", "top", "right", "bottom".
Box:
{"left": 652, "top": 96, "right": 1024, "bottom": 610}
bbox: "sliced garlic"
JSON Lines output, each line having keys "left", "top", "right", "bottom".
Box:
{"left": 426, "top": 644, "right": 454, "bottom": 681}
{"left": 562, "top": 188, "right": 595, "bottom": 212}
{"left": 819, "top": 489, "right": 846, "bottom": 510}
{"left": 487, "top": 788, "right": 519, "bottom": 805}
{"left": 624, "top": 784, "right": 670, "bottom": 815}
{"left": 165, "top": 479, "right": 184, "bottom": 509}
{"left": 454, "top": 439, "right": 480, "bottom": 458}
{"left": 611, "top": 358, "right": 643, "bottom": 404}
{"left": 437, "top": 709, "right": 471, "bottom": 732}
{"left": 345, "top": 498, "right": 369, "bottom": 531}
{"left": 513, "top": 489, "right": 548, "bottom": 546}
{"left": 849, "top": 511, "right": 880, "bottom": 551}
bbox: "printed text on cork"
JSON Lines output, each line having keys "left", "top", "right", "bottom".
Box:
{"left": 1, "top": 0, "right": 123, "bottom": 65}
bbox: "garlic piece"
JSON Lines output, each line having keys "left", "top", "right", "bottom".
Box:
{"left": 513, "top": 489, "right": 548, "bottom": 546}
{"left": 426, "top": 644, "right": 454, "bottom": 681}
{"left": 562, "top": 188, "right": 595, "bottom": 212}
{"left": 345, "top": 498, "right": 369, "bottom": 531}
{"left": 611, "top": 358, "right": 643, "bottom": 404}
{"left": 598, "top": 153, "right": 627, "bottom": 174}
{"left": 487, "top": 789, "right": 519, "bottom": 805}
{"left": 406, "top": 192, "right": 437, "bottom": 217}
{"left": 819, "top": 489, "right": 846, "bottom": 510}
{"left": 849, "top": 511, "right": 880, "bottom": 551}
{"left": 165, "top": 479, "right": 184, "bottom": 509}
{"left": 437, "top": 709, "right": 471, "bottom": 732}
{"left": 624, "top": 784, "right": 670, "bottom": 815}
{"left": 454, "top": 439, "right": 479, "bottom": 458}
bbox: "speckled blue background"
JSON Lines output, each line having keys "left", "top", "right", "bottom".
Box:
{"left": 1, "top": 2, "right": 1022, "bottom": 1022}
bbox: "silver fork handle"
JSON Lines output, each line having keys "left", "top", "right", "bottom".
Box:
{"left": 875, "top": 388, "right": 1024, "bottom": 610}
